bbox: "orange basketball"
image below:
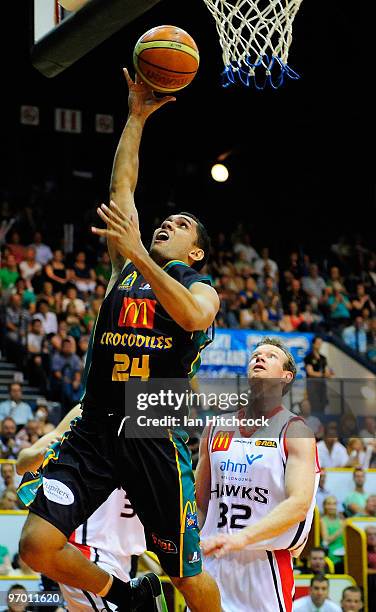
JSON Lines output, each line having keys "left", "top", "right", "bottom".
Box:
{"left": 133, "top": 25, "right": 199, "bottom": 93}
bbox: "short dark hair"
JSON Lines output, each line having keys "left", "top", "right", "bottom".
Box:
{"left": 253, "top": 337, "right": 297, "bottom": 394}
{"left": 353, "top": 467, "right": 365, "bottom": 477}
{"left": 311, "top": 573, "right": 329, "bottom": 587}
{"left": 37, "top": 299, "right": 49, "bottom": 309}
{"left": 341, "top": 585, "right": 362, "bottom": 600}
{"left": 7, "top": 583, "right": 27, "bottom": 594}
{"left": 309, "top": 547, "right": 326, "bottom": 556}
{"left": 178, "top": 212, "right": 210, "bottom": 271}
{"left": 2, "top": 416, "right": 16, "bottom": 425}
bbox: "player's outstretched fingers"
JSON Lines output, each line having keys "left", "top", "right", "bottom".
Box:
{"left": 105, "top": 203, "right": 131, "bottom": 228}
{"left": 214, "top": 543, "right": 229, "bottom": 559}
{"left": 123, "top": 67, "right": 134, "bottom": 87}
{"left": 96, "top": 206, "right": 107, "bottom": 222}
{"left": 101, "top": 203, "right": 123, "bottom": 223}
{"left": 96, "top": 205, "right": 113, "bottom": 225}
{"left": 96, "top": 206, "right": 123, "bottom": 232}
{"left": 108, "top": 203, "right": 137, "bottom": 231}
{"left": 100, "top": 202, "right": 122, "bottom": 219}
{"left": 91, "top": 225, "right": 107, "bottom": 236}
{"left": 201, "top": 535, "right": 226, "bottom": 556}
{"left": 91, "top": 225, "right": 119, "bottom": 239}
{"left": 108, "top": 201, "right": 127, "bottom": 219}
{"left": 134, "top": 72, "right": 144, "bottom": 85}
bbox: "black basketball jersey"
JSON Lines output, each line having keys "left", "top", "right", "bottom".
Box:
{"left": 83, "top": 259, "right": 213, "bottom": 409}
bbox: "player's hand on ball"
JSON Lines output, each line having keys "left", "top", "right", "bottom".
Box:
{"left": 123, "top": 67, "right": 176, "bottom": 120}
{"left": 201, "top": 533, "right": 249, "bottom": 558}
{"left": 92, "top": 201, "right": 147, "bottom": 261}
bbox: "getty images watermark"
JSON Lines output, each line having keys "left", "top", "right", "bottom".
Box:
{"left": 135, "top": 390, "right": 269, "bottom": 429}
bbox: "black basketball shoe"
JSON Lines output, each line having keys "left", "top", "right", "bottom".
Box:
{"left": 117, "top": 572, "right": 168, "bottom": 612}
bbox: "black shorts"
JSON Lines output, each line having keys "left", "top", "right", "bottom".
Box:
{"left": 28, "top": 411, "right": 201, "bottom": 578}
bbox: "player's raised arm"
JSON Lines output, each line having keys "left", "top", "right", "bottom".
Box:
{"left": 107, "top": 69, "right": 175, "bottom": 274}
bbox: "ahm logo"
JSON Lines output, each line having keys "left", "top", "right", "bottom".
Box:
{"left": 220, "top": 453, "right": 263, "bottom": 473}
{"left": 246, "top": 453, "right": 263, "bottom": 466}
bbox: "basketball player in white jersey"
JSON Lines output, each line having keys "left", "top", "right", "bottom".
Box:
{"left": 17, "top": 405, "right": 146, "bottom": 611}
{"left": 196, "top": 337, "right": 320, "bottom": 612}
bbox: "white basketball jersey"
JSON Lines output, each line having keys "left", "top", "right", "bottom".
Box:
{"left": 201, "top": 406, "right": 320, "bottom": 612}
{"left": 61, "top": 487, "right": 146, "bottom": 612}
{"left": 69, "top": 488, "right": 146, "bottom": 576}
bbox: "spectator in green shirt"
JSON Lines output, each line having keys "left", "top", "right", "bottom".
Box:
{"left": 94, "top": 250, "right": 112, "bottom": 284}
{"left": 13, "top": 278, "right": 36, "bottom": 309}
{"left": 320, "top": 496, "right": 345, "bottom": 571}
{"left": 356, "top": 494, "right": 376, "bottom": 518}
{"left": 344, "top": 467, "right": 368, "bottom": 516}
{"left": 0, "top": 544, "right": 12, "bottom": 575}
{"left": 0, "top": 254, "right": 19, "bottom": 290}
{"left": 327, "top": 283, "right": 352, "bottom": 327}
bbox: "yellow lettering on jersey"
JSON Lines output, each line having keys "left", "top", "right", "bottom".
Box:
{"left": 130, "top": 355, "right": 150, "bottom": 380}
{"left": 112, "top": 353, "right": 131, "bottom": 381}
{"left": 112, "top": 333, "right": 121, "bottom": 346}
{"left": 98, "top": 330, "right": 173, "bottom": 350}
{"left": 255, "top": 440, "right": 277, "bottom": 448}
{"left": 136, "top": 335, "right": 146, "bottom": 348}
{"left": 156, "top": 336, "right": 164, "bottom": 349}
{"left": 112, "top": 354, "right": 150, "bottom": 382}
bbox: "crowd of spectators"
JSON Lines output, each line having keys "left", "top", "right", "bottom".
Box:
{"left": 209, "top": 229, "right": 376, "bottom": 362}
{"left": 293, "top": 574, "right": 363, "bottom": 611}
{"left": 0, "top": 228, "right": 108, "bottom": 413}
{"left": 298, "top": 466, "right": 376, "bottom": 609}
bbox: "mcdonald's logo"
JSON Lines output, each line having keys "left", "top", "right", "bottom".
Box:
{"left": 181, "top": 500, "right": 198, "bottom": 533}
{"left": 118, "top": 298, "right": 156, "bottom": 329}
{"left": 211, "top": 431, "right": 234, "bottom": 453}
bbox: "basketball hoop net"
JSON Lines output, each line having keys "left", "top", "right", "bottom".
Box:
{"left": 202, "top": 0, "right": 304, "bottom": 89}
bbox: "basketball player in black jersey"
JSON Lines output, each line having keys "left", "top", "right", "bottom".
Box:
{"left": 19, "top": 70, "right": 220, "bottom": 612}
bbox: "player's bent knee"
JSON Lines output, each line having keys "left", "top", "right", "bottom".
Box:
{"left": 170, "top": 573, "right": 203, "bottom": 596}
{"left": 19, "top": 514, "right": 67, "bottom": 571}
{"left": 19, "top": 530, "right": 45, "bottom": 571}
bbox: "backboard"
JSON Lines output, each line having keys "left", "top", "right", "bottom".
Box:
{"left": 31, "top": 0, "right": 163, "bottom": 77}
